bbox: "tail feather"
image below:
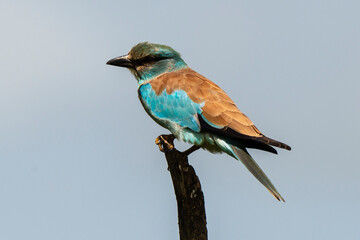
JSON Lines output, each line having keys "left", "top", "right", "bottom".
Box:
{"left": 230, "top": 145, "right": 285, "bottom": 202}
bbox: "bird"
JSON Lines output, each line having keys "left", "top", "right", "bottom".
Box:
{"left": 107, "top": 42, "right": 291, "bottom": 201}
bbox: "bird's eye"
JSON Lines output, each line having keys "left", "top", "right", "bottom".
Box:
{"left": 134, "top": 55, "right": 170, "bottom": 66}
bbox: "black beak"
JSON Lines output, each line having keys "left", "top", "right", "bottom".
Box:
{"left": 106, "top": 55, "right": 134, "bottom": 68}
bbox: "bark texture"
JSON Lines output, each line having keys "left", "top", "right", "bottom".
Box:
{"left": 156, "top": 134, "right": 207, "bottom": 240}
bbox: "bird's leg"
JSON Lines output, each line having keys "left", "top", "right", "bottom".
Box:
{"left": 182, "top": 145, "right": 201, "bottom": 157}
{"left": 155, "top": 134, "right": 175, "bottom": 153}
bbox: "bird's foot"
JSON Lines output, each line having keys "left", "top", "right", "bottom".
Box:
{"left": 155, "top": 134, "right": 175, "bottom": 153}
{"left": 182, "top": 145, "right": 200, "bottom": 157}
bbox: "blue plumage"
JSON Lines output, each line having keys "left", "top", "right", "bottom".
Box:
{"left": 107, "top": 42, "right": 291, "bottom": 201}
{"left": 138, "top": 83, "right": 204, "bottom": 133}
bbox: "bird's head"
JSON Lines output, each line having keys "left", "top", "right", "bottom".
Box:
{"left": 107, "top": 42, "right": 187, "bottom": 84}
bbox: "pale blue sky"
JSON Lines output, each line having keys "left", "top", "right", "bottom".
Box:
{"left": 1, "top": 0, "right": 360, "bottom": 239}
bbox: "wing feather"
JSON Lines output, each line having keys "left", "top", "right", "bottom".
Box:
{"left": 150, "top": 68, "right": 291, "bottom": 151}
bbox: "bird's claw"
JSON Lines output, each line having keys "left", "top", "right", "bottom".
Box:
{"left": 155, "top": 134, "right": 175, "bottom": 153}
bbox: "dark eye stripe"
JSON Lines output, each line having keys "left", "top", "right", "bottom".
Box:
{"left": 133, "top": 55, "right": 170, "bottom": 66}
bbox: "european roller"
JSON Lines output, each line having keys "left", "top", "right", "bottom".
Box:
{"left": 107, "top": 42, "right": 291, "bottom": 201}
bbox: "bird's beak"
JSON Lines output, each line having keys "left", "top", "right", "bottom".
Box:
{"left": 106, "top": 55, "right": 134, "bottom": 68}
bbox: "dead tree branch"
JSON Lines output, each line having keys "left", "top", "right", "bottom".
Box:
{"left": 155, "top": 134, "right": 207, "bottom": 240}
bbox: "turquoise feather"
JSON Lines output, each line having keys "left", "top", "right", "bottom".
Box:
{"left": 107, "top": 42, "right": 291, "bottom": 201}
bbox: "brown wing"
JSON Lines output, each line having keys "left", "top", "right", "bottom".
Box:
{"left": 150, "top": 68, "right": 291, "bottom": 151}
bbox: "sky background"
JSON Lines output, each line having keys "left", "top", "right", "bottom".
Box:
{"left": 1, "top": 0, "right": 360, "bottom": 239}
